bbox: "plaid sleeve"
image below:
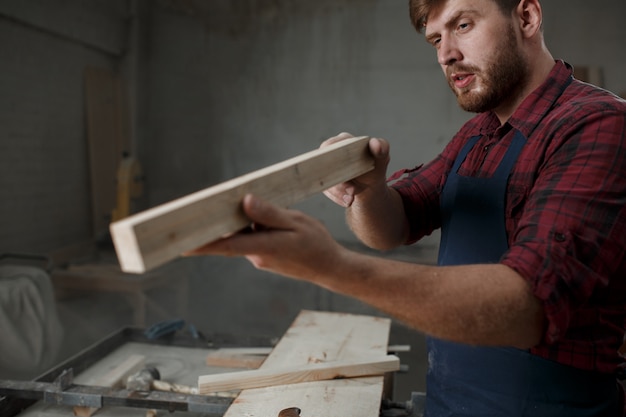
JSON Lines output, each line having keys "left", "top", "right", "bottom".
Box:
{"left": 502, "top": 104, "right": 626, "bottom": 346}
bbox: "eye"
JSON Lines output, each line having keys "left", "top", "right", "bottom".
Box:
{"left": 427, "top": 36, "right": 442, "bottom": 49}
{"left": 457, "top": 21, "right": 471, "bottom": 32}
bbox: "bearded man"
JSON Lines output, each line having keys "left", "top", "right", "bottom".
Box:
{"left": 192, "top": 1, "right": 626, "bottom": 415}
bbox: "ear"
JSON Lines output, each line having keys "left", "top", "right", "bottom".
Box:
{"left": 515, "top": 0, "right": 543, "bottom": 39}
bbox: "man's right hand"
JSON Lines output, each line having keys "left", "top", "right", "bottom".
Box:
{"left": 321, "top": 132, "right": 391, "bottom": 207}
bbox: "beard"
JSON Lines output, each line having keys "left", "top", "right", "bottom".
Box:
{"left": 448, "top": 27, "right": 529, "bottom": 113}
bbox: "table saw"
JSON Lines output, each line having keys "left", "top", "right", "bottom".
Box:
{"left": 0, "top": 312, "right": 426, "bottom": 417}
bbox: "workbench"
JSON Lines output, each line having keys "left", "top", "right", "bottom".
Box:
{"left": 0, "top": 327, "right": 270, "bottom": 417}
{"left": 1, "top": 311, "right": 424, "bottom": 417}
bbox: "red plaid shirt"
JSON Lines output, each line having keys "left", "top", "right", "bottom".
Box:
{"left": 392, "top": 61, "right": 626, "bottom": 374}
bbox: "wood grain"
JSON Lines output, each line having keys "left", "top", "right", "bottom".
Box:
{"left": 110, "top": 136, "right": 373, "bottom": 273}
{"left": 205, "top": 347, "right": 272, "bottom": 369}
{"left": 220, "top": 310, "right": 392, "bottom": 417}
{"left": 198, "top": 355, "right": 399, "bottom": 393}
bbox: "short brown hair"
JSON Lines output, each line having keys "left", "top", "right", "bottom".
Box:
{"left": 409, "top": 0, "right": 521, "bottom": 32}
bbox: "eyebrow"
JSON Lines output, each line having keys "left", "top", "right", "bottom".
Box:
{"left": 424, "top": 9, "right": 480, "bottom": 43}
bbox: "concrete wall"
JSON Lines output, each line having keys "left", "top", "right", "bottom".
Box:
{"left": 0, "top": 0, "right": 129, "bottom": 253}
{"left": 1, "top": 0, "right": 625, "bottom": 396}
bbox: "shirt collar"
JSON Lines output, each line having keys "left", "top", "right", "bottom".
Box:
{"left": 478, "top": 60, "right": 573, "bottom": 137}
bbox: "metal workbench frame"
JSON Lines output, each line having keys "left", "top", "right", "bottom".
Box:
{"left": 0, "top": 326, "right": 276, "bottom": 417}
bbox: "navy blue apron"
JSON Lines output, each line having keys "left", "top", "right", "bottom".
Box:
{"left": 426, "top": 131, "right": 621, "bottom": 417}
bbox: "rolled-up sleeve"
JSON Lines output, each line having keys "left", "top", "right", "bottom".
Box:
{"left": 501, "top": 108, "right": 626, "bottom": 344}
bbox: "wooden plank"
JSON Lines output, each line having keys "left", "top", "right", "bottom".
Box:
{"left": 198, "top": 355, "right": 399, "bottom": 393}
{"left": 388, "top": 344, "right": 411, "bottom": 353}
{"left": 210, "top": 347, "right": 274, "bottom": 356}
{"left": 205, "top": 355, "right": 264, "bottom": 369}
{"left": 73, "top": 354, "right": 145, "bottom": 417}
{"left": 205, "top": 348, "right": 271, "bottom": 369}
{"left": 205, "top": 346, "right": 409, "bottom": 369}
{"left": 221, "top": 310, "right": 392, "bottom": 417}
{"left": 83, "top": 354, "right": 145, "bottom": 389}
{"left": 110, "top": 137, "right": 374, "bottom": 273}
{"left": 84, "top": 67, "right": 130, "bottom": 238}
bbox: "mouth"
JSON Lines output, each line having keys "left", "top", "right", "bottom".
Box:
{"left": 451, "top": 72, "right": 475, "bottom": 89}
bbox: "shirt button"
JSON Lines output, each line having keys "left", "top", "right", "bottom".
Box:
{"left": 555, "top": 233, "right": 566, "bottom": 242}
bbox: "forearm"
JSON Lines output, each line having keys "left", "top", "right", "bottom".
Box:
{"left": 346, "top": 184, "right": 409, "bottom": 250}
{"left": 194, "top": 195, "right": 544, "bottom": 348}
{"left": 321, "top": 250, "right": 545, "bottom": 348}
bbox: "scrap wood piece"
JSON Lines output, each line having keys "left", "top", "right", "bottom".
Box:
{"left": 205, "top": 346, "right": 409, "bottom": 369}
{"left": 219, "top": 310, "right": 393, "bottom": 417}
{"left": 110, "top": 136, "right": 374, "bottom": 273}
{"left": 387, "top": 344, "right": 411, "bottom": 353}
{"left": 73, "top": 354, "right": 145, "bottom": 417}
{"left": 205, "top": 347, "right": 272, "bottom": 369}
{"left": 198, "top": 355, "right": 399, "bottom": 393}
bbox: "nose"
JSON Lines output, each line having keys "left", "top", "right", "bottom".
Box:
{"left": 437, "top": 35, "right": 462, "bottom": 66}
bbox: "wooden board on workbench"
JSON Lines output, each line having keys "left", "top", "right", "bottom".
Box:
{"left": 222, "top": 310, "right": 392, "bottom": 417}
{"left": 110, "top": 136, "right": 374, "bottom": 273}
{"left": 198, "top": 354, "right": 399, "bottom": 393}
{"left": 205, "top": 347, "right": 271, "bottom": 369}
{"left": 73, "top": 354, "right": 145, "bottom": 417}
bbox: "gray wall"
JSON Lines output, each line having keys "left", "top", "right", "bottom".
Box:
{"left": 0, "top": 0, "right": 128, "bottom": 253}
{"left": 1, "top": 0, "right": 625, "bottom": 395}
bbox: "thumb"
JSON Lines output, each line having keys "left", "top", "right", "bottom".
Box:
{"left": 369, "top": 137, "right": 390, "bottom": 160}
{"left": 242, "top": 194, "right": 293, "bottom": 229}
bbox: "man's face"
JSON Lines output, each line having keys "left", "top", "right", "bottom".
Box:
{"left": 425, "top": 0, "right": 529, "bottom": 114}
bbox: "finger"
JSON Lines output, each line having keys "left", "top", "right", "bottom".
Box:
{"left": 369, "top": 137, "right": 390, "bottom": 159}
{"left": 320, "top": 132, "right": 354, "bottom": 148}
{"left": 189, "top": 228, "right": 274, "bottom": 257}
{"left": 183, "top": 195, "right": 293, "bottom": 257}
{"left": 184, "top": 217, "right": 276, "bottom": 257}
{"left": 323, "top": 184, "right": 355, "bottom": 207}
{"left": 241, "top": 194, "right": 298, "bottom": 230}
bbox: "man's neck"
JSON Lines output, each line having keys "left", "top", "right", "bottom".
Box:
{"left": 494, "top": 52, "right": 556, "bottom": 125}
